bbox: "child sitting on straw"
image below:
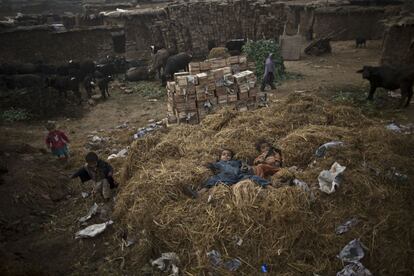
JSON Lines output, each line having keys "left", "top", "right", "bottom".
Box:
{"left": 252, "top": 140, "right": 283, "bottom": 179}
{"left": 203, "top": 148, "right": 270, "bottom": 189}
{"left": 45, "top": 121, "right": 70, "bottom": 161}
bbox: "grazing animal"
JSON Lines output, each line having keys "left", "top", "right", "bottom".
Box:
{"left": 97, "top": 75, "right": 112, "bottom": 100}
{"left": 355, "top": 37, "right": 367, "bottom": 48}
{"left": 162, "top": 52, "right": 192, "bottom": 85}
{"left": 48, "top": 75, "right": 81, "bottom": 103}
{"left": 149, "top": 48, "right": 170, "bottom": 79}
{"left": 83, "top": 75, "right": 95, "bottom": 99}
{"left": 356, "top": 65, "right": 414, "bottom": 107}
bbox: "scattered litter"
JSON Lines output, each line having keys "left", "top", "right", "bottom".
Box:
{"left": 116, "top": 122, "right": 128, "bottom": 129}
{"left": 133, "top": 122, "right": 164, "bottom": 140}
{"left": 206, "top": 250, "right": 241, "bottom": 271}
{"left": 125, "top": 237, "right": 135, "bottom": 247}
{"left": 336, "top": 218, "right": 359, "bottom": 235}
{"left": 261, "top": 263, "right": 269, "bottom": 273}
{"left": 315, "top": 141, "right": 344, "bottom": 157}
{"left": 148, "top": 99, "right": 158, "bottom": 102}
{"left": 207, "top": 250, "right": 222, "bottom": 267}
{"left": 234, "top": 235, "right": 243, "bottom": 246}
{"left": 337, "top": 262, "right": 372, "bottom": 276}
{"left": 387, "top": 167, "right": 409, "bottom": 182}
{"left": 91, "top": 135, "right": 103, "bottom": 143}
{"left": 318, "top": 162, "right": 346, "bottom": 194}
{"left": 108, "top": 148, "right": 128, "bottom": 160}
{"left": 75, "top": 220, "right": 113, "bottom": 239}
{"left": 292, "top": 178, "right": 315, "bottom": 201}
{"left": 148, "top": 119, "right": 156, "bottom": 123}
{"left": 386, "top": 122, "right": 414, "bottom": 134}
{"left": 223, "top": 258, "right": 242, "bottom": 271}
{"left": 81, "top": 192, "right": 90, "bottom": 198}
{"left": 207, "top": 194, "right": 213, "bottom": 203}
{"left": 79, "top": 203, "right": 99, "bottom": 223}
{"left": 337, "top": 239, "right": 365, "bottom": 263}
{"left": 151, "top": 252, "right": 180, "bottom": 276}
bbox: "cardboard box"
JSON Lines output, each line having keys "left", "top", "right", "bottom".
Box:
{"left": 228, "top": 94, "right": 238, "bottom": 102}
{"left": 218, "top": 95, "right": 227, "bottom": 104}
{"left": 238, "top": 92, "right": 249, "bottom": 100}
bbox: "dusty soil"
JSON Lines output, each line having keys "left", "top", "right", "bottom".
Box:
{"left": 0, "top": 40, "right": 412, "bottom": 275}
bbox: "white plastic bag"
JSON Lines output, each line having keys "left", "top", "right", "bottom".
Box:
{"left": 318, "top": 162, "right": 346, "bottom": 194}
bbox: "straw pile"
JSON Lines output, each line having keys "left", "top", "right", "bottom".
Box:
{"left": 114, "top": 93, "right": 414, "bottom": 275}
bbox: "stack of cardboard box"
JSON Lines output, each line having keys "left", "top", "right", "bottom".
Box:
{"left": 166, "top": 56, "right": 258, "bottom": 124}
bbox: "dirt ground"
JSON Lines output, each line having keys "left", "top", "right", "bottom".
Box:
{"left": 0, "top": 40, "right": 413, "bottom": 275}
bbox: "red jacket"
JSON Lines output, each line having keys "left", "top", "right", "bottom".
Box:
{"left": 45, "top": 130, "right": 69, "bottom": 150}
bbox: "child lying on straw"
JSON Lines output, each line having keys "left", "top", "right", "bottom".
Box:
{"left": 252, "top": 140, "right": 283, "bottom": 179}
{"left": 199, "top": 149, "right": 270, "bottom": 192}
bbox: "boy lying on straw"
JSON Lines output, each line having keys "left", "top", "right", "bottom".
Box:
{"left": 194, "top": 149, "right": 270, "bottom": 196}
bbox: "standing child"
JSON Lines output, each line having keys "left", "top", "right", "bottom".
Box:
{"left": 45, "top": 121, "right": 70, "bottom": 161}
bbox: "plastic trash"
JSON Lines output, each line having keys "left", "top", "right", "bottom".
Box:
{"left": 79, "top": 203, "right": 99, "bottom": 223}
{"left": 261, "top": 263, "right": 268, "bottom": 273}
{"left": 337, "top": 239, "right": 365, "bottom": 263}
{"left": 234, "top": 235, "right": 243, "bottom": 246}
{"left": 292, "top": 178, "right": 311, "bottom": 193}
{"left": 223, "top": 259, "right": 241, "bottom": 271}
{"left": 75, "top": 220, "right": 113, "bottom": 239}
{"left": 81, "top": 192, "right": 90, "bottom": 198}
{"left": 315, "top": 141, "right": 344, "bottom": 157}
{"left": 151, "top": 252, "right": 180, "bottom": 275}
{"left": 336, "top": 218, "right": 359, "bottom": 235}
{"left": 337, "top": 262, "right": 372, "bottom": 276}
{"left": 207, "top": 250, "right": 222, "bottom": 267}
{"left": 386, "top": 123, "right": 401, "bottom": 133}
{"left": 318, "top": 162, "right": 346, "bottom": 194}
{"left": 107, "top": 148, "right": 128, "bottom": 160}
{"left": 92, "top": 135, "right": 102, "bottom": 143}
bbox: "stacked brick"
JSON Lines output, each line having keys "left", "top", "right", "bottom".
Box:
{"left": 167, "top": 56, "right": 258, "bottom": 124}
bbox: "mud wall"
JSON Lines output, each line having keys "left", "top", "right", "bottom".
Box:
{"left": 380, "top": 24, "right": 414, "bottom": 66}
{"left": 313, "top": 6, "right": 387, "bottom": 40}
{"left": 104, "top": 0, "right": 287, "bottom": 60}
{"left": 0, "top": 27, "right": 115, "bottom": 63}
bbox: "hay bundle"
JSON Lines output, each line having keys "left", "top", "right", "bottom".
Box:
{"left": 113, "top": 94, "right": 414, "bottom": 275}
{"left": 208, "top": 47, "right": 230, "bottom": 59}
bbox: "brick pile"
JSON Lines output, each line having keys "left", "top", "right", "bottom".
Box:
{"left": 166, "top": 56, "right": 259, "bottom": 124}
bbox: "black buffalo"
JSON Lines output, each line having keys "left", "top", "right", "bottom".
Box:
{"left": 357, "top": 65, "right": 414, "bottom": 107}
{"left": 97, "top": 75, "right": 113, "bottom": 100}
{"left": 162, "top": 52, "right": 192, "bottom": 85}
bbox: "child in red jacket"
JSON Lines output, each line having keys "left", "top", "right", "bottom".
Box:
{"left": 45, "top": 121, "right": 70, "bottom": 161}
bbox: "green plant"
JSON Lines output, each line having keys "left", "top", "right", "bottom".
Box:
{"left": 242, "top": 39, "right": 286, "bottom": 81}
{"left": 0, "top": 108, "right": 31, "bottom": 122}
{"left": 132, "top": 81, "right": 166, "bottom": 99}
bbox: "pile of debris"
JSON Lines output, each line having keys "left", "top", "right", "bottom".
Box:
{"left": 167, "top": 56, "right": 260, "bottom": 124}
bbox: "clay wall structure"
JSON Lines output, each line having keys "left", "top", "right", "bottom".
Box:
{"left": 0, "top": 26, "right": 116, "bottom": 63}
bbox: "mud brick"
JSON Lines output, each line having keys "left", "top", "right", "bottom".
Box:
{"left": 238, "top": 92, "right": 249, "bottom": 100}
{"left": 186, "top": 85, "right": 196, "bottom": 95}
{"left": 218, "top": 95, "right": 227, "bottom": 104}
{"left": 209, "top": 97, "right": 218, "bottom": 105}
{"left": 167, "top": 113, "right": 178, "bottom": 124}
{"left": 208, "top": 83, "right": 216, "bottom": 91}
{"left": 233, "top": 72, "right": 246, "bottom": 84}
{"left": 215, "top": 86, "right": 227, "bottom": 97}
{"left": 174, "top": 72, "right": 190, "bottom": 82}
{"left": 211, "top": 68, "right": 224, "bottom": 79}
{"left": 240, "top": 62, "right": 248, "bottom": 71}
{"left": 173, "top": 94, "right": 195, "bottom": 103}
{"left": 167, "top": 102, "right": 174, "bottom": 112}
{"left": 195, "top": 85, "right": 209, "bottom": 94}
{"left": 222, "top": 66, "right": 232, "bottom": 75}
{"left": 176, "top": 100, "right": 197, "bottom": 111}
{"left": 227, "top": 94, "right": 238, "bottom": 102}
{"left": 176, "top": 110, "right": 198, "bottom": 125}
{"left": 249, "top": 87, "right": 258, "bottom": 97}
{"left": 215, "top": 77, "right": 225, "bottom": 87}
{"left": 224, "top": 74, "right": 234, "bottom": 83}
{"left": 167, "top": 81, "right": 176, "bottom": 92}
{"left": 210, "top": 58, "right": 227, "bottom": 69}
{"left": 227, "top": 56, "right": 239, "bottom": 64}
{"left": 200, "top": 61, "right": 211, "bottom": 71}
{"left": 238, "top": 83, "right": 250, "bottom": 93}
{"left": 196, "top": 72, "right": 209, "bottom": 85}
{"left": 189, "top": 62, "right": 200, "bottom": 74}
{"left": 196, "top": 92, "right": 207, "bottom": 101}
